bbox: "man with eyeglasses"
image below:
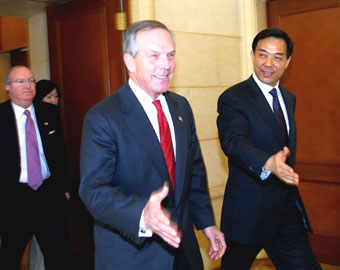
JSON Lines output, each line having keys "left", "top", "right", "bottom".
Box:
{"left": 0, "top": 65, "right": 72, "bottom": 270}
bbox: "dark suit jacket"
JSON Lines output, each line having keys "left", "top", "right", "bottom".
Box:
{"left": 0, "top": 100, "right": 70, "bottom": 228}
{"left": 217, "top": 76, "right": 311, "bottom": 245}
{"left": 79, "top": 83, "right": 215, "bottom": 270}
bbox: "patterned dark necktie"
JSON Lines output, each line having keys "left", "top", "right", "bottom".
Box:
{"left": 269, "top": 88, "right": 288, "bottom": 146}
{"left": 24, "top": 110, "right": 43, "bottom": 190}
{"left": 153, "top": 100, "right": 176, "bottom": 191}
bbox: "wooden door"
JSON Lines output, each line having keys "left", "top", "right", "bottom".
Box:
{"left": 47, "top": 0, "right": 128, "bottom": 184}
{"left": 47, "top": 1, "right": 128, "bottom": 267}
{"left": 267, "top": 0, "right": 340, "bottom": 265}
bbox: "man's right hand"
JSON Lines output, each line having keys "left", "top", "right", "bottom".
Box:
{"left": 264, "top": 146, "right": 299, "bottom": 186}
{"left": 143, "top": 182, "right": 181, "bottom": 248}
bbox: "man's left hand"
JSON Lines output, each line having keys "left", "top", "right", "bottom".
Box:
{"left": 65, "top": 192, "right": 71, "bottom": 200}
{"left": 203, "top": 226, "right": 226, "bottom": 260}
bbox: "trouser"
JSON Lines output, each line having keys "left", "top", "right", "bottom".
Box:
{"left": 222, "top": 200, "right": 321, "bottom": 270}
{"left": 173, "top": 244, "right": 190, "bottom": 270}
{"left": 0, "top": 181, "right": 72, "bottom": 270}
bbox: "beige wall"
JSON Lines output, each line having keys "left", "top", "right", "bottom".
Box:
{"left": 29, "top": 13, "right": 50, "bottom": 81}
{"left": 130, "top": 0, "right": 267, "bottom": 268}
{"left": 17, "top": 1, "right": 267, "bottom": 268}
{"left": 0, "top": 13, "right": 50, "bottom": 104}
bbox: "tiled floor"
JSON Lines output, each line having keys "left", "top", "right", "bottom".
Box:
{"left": 251, "top": 258, "right": 340, "bottom": 270}
{"left": 322, "top": 264, "right": 340, "bottom": 270}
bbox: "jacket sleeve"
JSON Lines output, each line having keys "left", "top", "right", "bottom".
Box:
{"left": 217, "top": 90, "right": 271, "bottom": 178}
{"left": 79, "top": 107, "right": 147, "bottom": 245}
{"left": 184, "top": 99, "right": 216, "bottom": 230}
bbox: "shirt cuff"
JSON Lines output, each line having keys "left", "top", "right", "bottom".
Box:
{"left": 139, "top": 209, "right": 153, "bottom": 237}
{"left": 260, "top": 167, "right": 272, "bottom": 180}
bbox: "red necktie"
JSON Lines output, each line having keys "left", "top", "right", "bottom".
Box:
{"left": 24, "top": 110, "right": 43, "bottom": 190}
{"left": 153, "top": 100, "right": 176, "bottom": 191}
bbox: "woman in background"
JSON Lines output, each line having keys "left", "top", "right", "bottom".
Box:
{"left": 29, "top": 79, "right": 70, "bottom": 270}
{"left": 34, "top": 79, "right": 61, "bottom": 107}
{"left": 34, "top": 79, "right": 70, "bottom": 200}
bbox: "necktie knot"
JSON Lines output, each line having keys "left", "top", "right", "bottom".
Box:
{"left": 24, "top": 109, "right": 31, "bottom": 118}
{"left": 269, "top": 88, "right": 278, "bottom": 98}
{"left": 153, "top": 100, "right": 161, "bottom": 111}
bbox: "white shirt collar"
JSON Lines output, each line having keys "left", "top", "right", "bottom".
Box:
{"left": 12, "top": 102, "right": 35, "bottom": 120}
{"left": 128, "top": 78, "right": 166, "bottom": 106}
{"left": 252, "top": 72, "right": 280, "bottom": 94}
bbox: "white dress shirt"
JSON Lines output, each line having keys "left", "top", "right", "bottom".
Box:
{"left": 129, "top": 79, "right": 176, "bottom": 158}
{"left": 252, "top": 73, "right": 290, "bottom": 133}
{"left": 128, "top": 79, "right": 176, "bottom": 237}
{"left": 12, "top": 102, "right": 51, "bottom": 183}
{"left": 252, "top": 73, "right": 290, "bottom": 180}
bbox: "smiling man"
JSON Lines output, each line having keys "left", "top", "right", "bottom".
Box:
{"left": 79, "top": 20, "right": 226, "bottom": 270}
{"left": 217, "top": 28, "right": 321, "bottom": 270}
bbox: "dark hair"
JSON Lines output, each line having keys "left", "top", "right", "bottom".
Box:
{"left": 252, "top": 28, "right": 294, "bottom": 58}
{"left": 34, "top": 79, "right": 61, "bottom": 103}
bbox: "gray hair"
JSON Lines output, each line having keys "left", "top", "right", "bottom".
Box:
{"left": 123, "top": 20, "right": 176, "bottom": 58}
{"left": 5, "top": 65, "right": 30, "bottom": 85}
{"left": 5, "top": 68, "right": 13, "bottom": 85}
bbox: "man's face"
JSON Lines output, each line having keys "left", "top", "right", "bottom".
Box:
{"left": 125, "top": 28, "right": 175, "bottom": 99}
{"left": 6, "top": 66, "right": 36, "bottom": 108}
{"left": 251, "top": 37, "right": 291, "bottom": 87}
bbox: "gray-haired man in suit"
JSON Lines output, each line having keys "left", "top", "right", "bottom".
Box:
{"left": 0, "top": 66, "right": 71, "bottom": 270}
{"left": 79, "top": 20, "right": 226, "bottom": 270}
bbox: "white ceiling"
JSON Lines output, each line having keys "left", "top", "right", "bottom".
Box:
{"left": 0, "top": 0, "right": 69, "bottom": 18}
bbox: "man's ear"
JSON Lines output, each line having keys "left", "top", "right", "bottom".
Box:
{"left": 285, "top": 56, "right": 291, "bottom": 69}
{"left": 5, "top": 85, "right": 10, "bottom": 95}
{"left": 123, "top": 53, "right": 136, "bottom": 73}
{"left": 250, "top": 50, "right": 255, "bottom": 65}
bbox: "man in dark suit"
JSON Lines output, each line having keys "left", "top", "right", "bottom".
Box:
{"left": 0, "top": 66, "right": 72, "bottom": 270}
{"left": 79, "top": 20, "right": 226, "bottom": 270}
{"left": 217, "top": 28, "right": 321, "bottom": 270}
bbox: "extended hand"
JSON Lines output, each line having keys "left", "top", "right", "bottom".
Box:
{"left": 203, "top": 226, "right": 226, "bottom": 259}
{"left": 264, "top": 146, "right": 299, "bottom": 186}
{"left": 144, "top": 182, "right": 181, "bottom": 248}
{"left": 64, "top": 192, "right": 71, "bottom": 200}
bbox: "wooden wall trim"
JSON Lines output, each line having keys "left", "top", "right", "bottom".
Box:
{"left": 267, "top": 0, "right": 340, "bottom": 27}
{"left": 295, "top": 164, "right": 340, "bottom": 184}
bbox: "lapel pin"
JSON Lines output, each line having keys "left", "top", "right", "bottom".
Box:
{"left": 43, "top": 122, "right": 49, "bottom": 126}
{"left": 178, "top": 116, "right": 184, "bottom": 122}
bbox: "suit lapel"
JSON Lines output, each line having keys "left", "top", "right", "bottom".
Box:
{"left": 119, "top": 84, "right": 172, "bottom": 191}
{"left": 280, "top": 87, "right": 296, "bottom": 153}
{"left": 33, "top": 103, "right": 46, "bottom": 142}
{"left": 4, "top": 101, "right": 21, "bottom": 174}
{"left": 165, "top": 94, "right": 188, "bottom": 204}
{"left": 248, "top": 77, "right": 287, "bottom": 147}
{"left": 33, "top": 102, "right": 53, "bottom": 155}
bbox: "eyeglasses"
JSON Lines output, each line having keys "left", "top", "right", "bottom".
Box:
{"left": 10, "top": 78, "right": 36, "bottom": 86}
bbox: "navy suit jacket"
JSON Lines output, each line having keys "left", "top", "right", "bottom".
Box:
{"left": 0, "top": 100, "right": 70, "bottom": 227}
{"left": 217, "top": 76, "right": 311, "bottom": 245}
{"left": 79, "top": 83, "right": 215, "bottom": 270}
